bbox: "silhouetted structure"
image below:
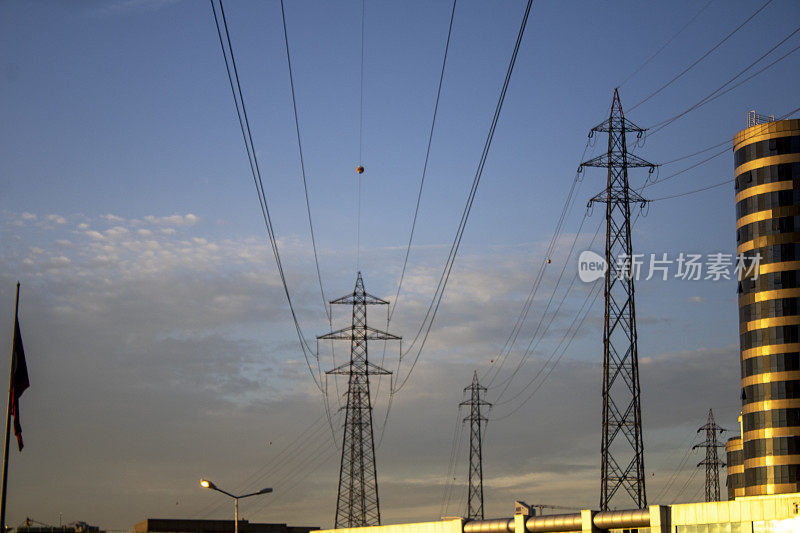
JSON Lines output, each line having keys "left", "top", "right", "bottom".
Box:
{"left": 460, "top": 371, "right": 490, "bottom": 519}
{"left": 580, "top": 88, "right": 656, "bottom": 510}
{"left": 319, "top": 272, "right": 400, "bottom": 528}
{"left": 693, "top": 409, "right": 726, "bottom": 502}
{"left": 134, "top": 519, "right": 317, "bottom": 533}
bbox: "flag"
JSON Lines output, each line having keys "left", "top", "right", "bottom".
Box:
{"left": 11, "top": 315, "right": 29, "bottom": 451}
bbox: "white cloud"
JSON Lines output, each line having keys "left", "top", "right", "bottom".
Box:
{"left": 143, "top": 213, "right": 199, "bottom": 227}
{"left": 687, "top": 296, "right": 705, "bottom": 303}
{"left": 46, "top": 214, "right": 67, "bottom": 224}
{"left": 102, "top": 214, "right": 126, "bottom": 223}
{"left": 105, "top": 226, "right": 130, "bottom": 238}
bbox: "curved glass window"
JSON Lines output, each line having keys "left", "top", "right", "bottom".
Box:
{"left": 736, "top": 188, "right": 800, "bottom": 219}
{"left": 742, "top": 352, "right": 800, "bottom": 376}
{"left": 740, "top": 325, "right": 800, "bottom": 350}
{"left": 727, "top": 448, "right": 743, "bottom": 465}
{"left": 748, "top": 242, "right": 800, "bottom": 264}
{"left": 738, "top": 216, "right": 800, "bottom": 244}
{"left": 736, "top": 162, "right": 800, "bottom": 190}
{"left": 743, "top": 408, "right": 800, "bottom": 431}
{"left": 735, "top": 135, "right": 800, "bottom": 167}
{"left": 742, "top": 379, "right": 800, "bottom": 403}
{"left": 744, "top": 464, "right": 800, "bottom": 485}
{"left": 743, "top": 436, "right": 800, "bottom": 457}
{"left": 740, "top": 271, "right": 800, "bottom": 294}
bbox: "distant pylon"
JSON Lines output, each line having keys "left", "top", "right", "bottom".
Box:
{"left": 580, "top": 88, "right": 657, "bottom": 511}
{"left": 319, "top": 272, "right": 401, "bottom": 528}
{"left": 693, "top": 409, "right": 726, "bottom": 502}
{"left": 460, "top": 371, "right": 491, "bottom": 519}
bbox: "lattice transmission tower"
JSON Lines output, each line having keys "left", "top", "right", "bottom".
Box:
{"left": 460, "top": 371, "right": 491, "bottom": 519}
{"left": 580, "top": 88, "right": 657, "bottom": 510}
{"left": 693, "top": 409, "right": 726, "bottom": 502}
{"left": 319, "top": 272, "right": 401, "bottom": 528}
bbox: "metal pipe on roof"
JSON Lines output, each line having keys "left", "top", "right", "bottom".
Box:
{"left": 593, "top": 509, "right": 650, "bottom": 529}
{"left": 463, "top": 519, "right": 514, "bottom": 533}
{"left": 525, "top": 513, "right": 582, "bottom": 532}
{"left": 462, "top": 508, "right": 650, "bottom": 533}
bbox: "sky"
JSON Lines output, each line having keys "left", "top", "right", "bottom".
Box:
{"left": 1, "top": 0, "right": 799, "bottom": 530}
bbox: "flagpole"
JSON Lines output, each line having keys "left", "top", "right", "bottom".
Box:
{"left": 0, "top": 282, "right": 20, "bottom": 533}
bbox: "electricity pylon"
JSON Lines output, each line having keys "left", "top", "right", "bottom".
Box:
{"left": 580, "top": 88, "right": 657, "bottom": 510}
{"left": 460, "top": 371, "right": 491, "bottom": 519}
{"left": 319, "top": 272, "right": 401, "bottom": 528}
{"left": 693, "top": 409, "right": 726, "bottom": 502}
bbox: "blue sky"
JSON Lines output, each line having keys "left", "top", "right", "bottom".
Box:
{"left": 1, "top": 0, "right": 799, "bottom": 529}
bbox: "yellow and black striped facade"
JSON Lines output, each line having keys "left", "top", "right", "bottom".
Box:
{"left": 726, "top": 436, "right": 744, "bottom": 499}
{"left": 734, "top": 118, "right": 800, "bottom": 496}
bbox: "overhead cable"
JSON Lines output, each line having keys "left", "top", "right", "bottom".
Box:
{"left": 648, "top": 28, "right": 800, "bottom": 134}
{"left": 209, "top": 0, "right": 323, "bottom": 392}
{"left": 618, "top": 0, "right": 714, "bottom": 88}
{"left": 393, "top": 0, "right": 535, "bottom": 393}
{"left": 279, "top": 0, "right": 331, "bottom": 322}
{"left": 390, "top": 0, "right": 459, "bottom": 321}
{"left": 628, "top": 0, "right": 774, "bottom": 113}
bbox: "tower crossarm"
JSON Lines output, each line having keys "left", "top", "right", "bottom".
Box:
{"left": 329, "top": 293, "right": 390, "bottom": 306}
{"left": 590, "top": 115, "right": 647, "bottom": 134}
{"left": 580, "top": 152, "right": 657, "bottom": 170}
{"left": 327, "top": 360, "right": 393, "bottom": 376}
{"left": 318, "top": 325, "right": 401, "bottom": 341}
{"left": 588, "top": 188, "right": 648, "bottom": 207}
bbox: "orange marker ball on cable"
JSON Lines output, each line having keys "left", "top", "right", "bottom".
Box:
{"left": 356, "top": 165, "right": 365, "bottom": 174}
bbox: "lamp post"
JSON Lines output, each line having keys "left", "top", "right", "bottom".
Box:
{"left": 200, "top": 479, "right": 272, "bottom": 533}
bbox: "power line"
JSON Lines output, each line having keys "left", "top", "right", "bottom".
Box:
{"left": 488, "top": 209, "right": 592, "bottom": 394}
{"left": 653, "top": 431, "right": 701, "bottom": 503}
{"left": 439, "top": 407, "right": 465, "bottom": 517}
{"left": 618, "top": 0, "right": 714, "bottom": 88}
{"left": 482, "top": 140, "right": 592, "bottom": 388}
{"left": 489, "top": 270, "right": 603, "bottom": 421}
{"left": 209, "top": 0, "right": 323, "bottom": 392}
{"left": 194, "top": 411, "right": 332, "bottom": 518}
{"left": 357, "top": 0, "right": 366, "bottom": 271}
{"left": 278, "top": 0, "right": 340, "bottom": 444}
{"left": 393, "top": 0, "right": 535, "bottom": 394}
{"left": 491, "top": 217, "right": 602, "bottom": 405}
{"left": 628, "top": 0, "right": 774, "bottom": 113}
{"left": 481, "top": 100, "right": 617, "bottom": 390}
{"left": 390, "top": 0, "right": 458, "bottom": 322}
{"left": 642, "top": 104, "right": 800, "bottom": 190}
{"left": 647, "top": 27, "right": 800, "bottom": 135}
{"left": 279, "top": 0, "right": 331, "bottom": 323}
{"left": 649, "top": 178, "right": 733, "bottom": 202}
{"left": 659, "top": 104, "right": 800, "bottom": 167}
{"left": 372, "top": 0, "right": 461, "bottom": 442}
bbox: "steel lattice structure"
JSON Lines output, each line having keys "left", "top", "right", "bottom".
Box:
{"left": 460, "top": 371, "right": 491, "bottom": 519}
{"left": 319, "top": 272, "right": 400, "bottom": 528}
{"left": 580, "top": 89, "right": 656, "bottom": 510}
{"left": 693, "top": 409, "right": 726, "bottom": 502}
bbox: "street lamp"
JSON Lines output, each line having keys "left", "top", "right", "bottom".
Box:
{"left": 199, "top": 479, "right": 272, "bottom": 533}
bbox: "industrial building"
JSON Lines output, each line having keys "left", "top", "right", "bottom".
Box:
{"left": 731, "top": 116, "right": 800, "bottom": 497}
{"left": 314, "top": 494, "right": 799, "bottom": 533}
{"left": 134, "top": 519, "right": 318, "bottom": 533}
{"left": 309, "top": 114, "right": 800, "bottom": 533}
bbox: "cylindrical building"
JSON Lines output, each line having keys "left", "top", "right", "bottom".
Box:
{"left": 726, "top": 436, "right": 744, "bottom": 499}
{"left": 734, "top": 117, "right": 800, "bottom": 495}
